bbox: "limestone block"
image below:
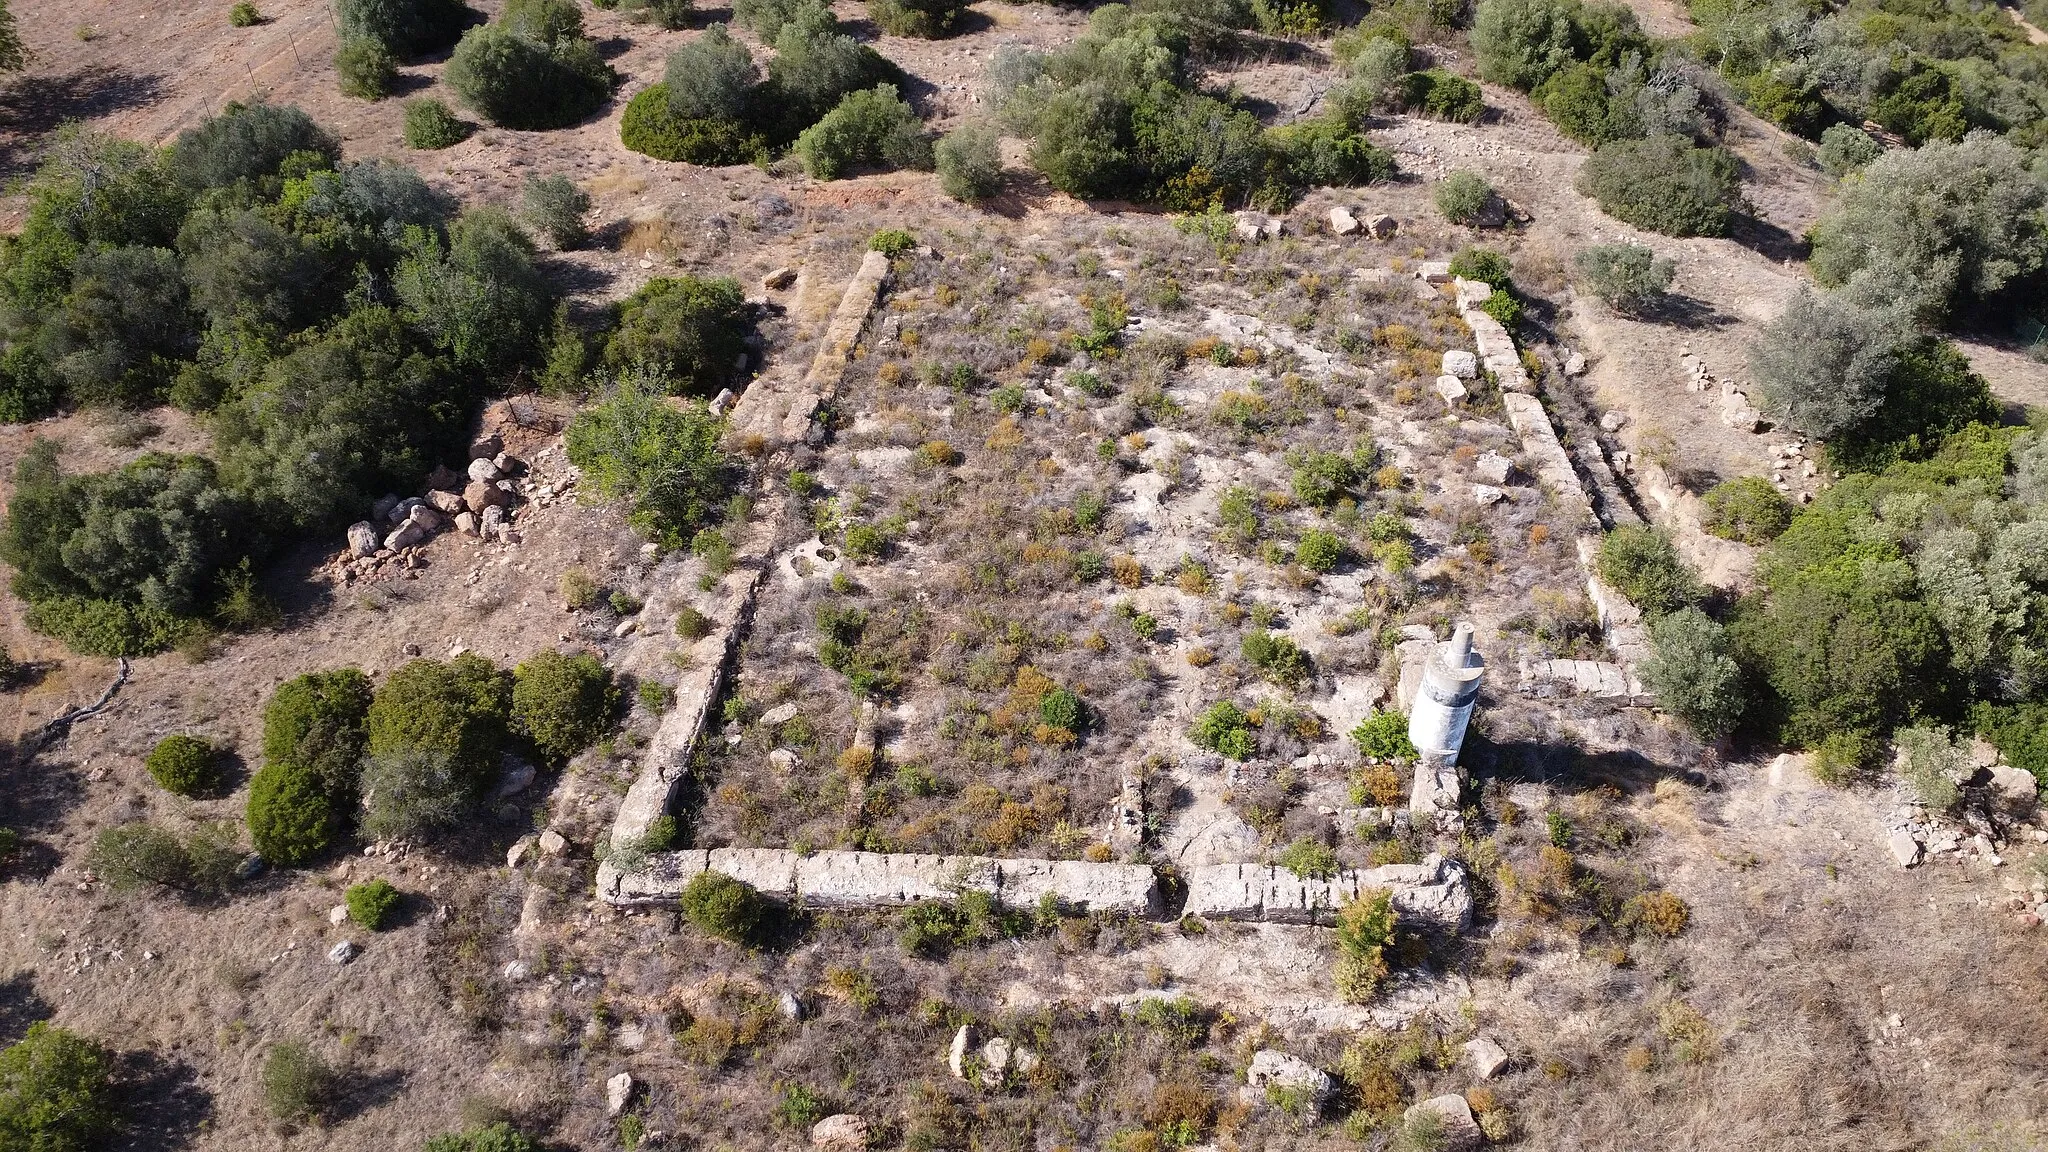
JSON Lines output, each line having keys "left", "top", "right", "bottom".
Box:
{"left": 1442, "top": 350, "right": 1478, "bottom": 379}
{"left": 1405, "top": 1095, "right": 1482, "bottom": 1150}
{"left": 1329, "top": 206, "right": 1360, "bottom": 235}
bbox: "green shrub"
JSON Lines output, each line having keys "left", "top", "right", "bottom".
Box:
{"left": 667, "top": 24, "right": 757, "bottom": 122}
{"left": 263, "top": 668, "right": 374, "bottom": 788}
{"left": 1241, "top": 629, "right": 1311, "bottom": 686}
{"left": 426, "top": 1123, "right": 545, "bottom": 1152}
{"left": 1039, "top": 687, "right": 1084, "bottom": 732}
{"left": 1596, "top": 524, "right": 1699, "bottom": 617}
{"left": 511, "top": 649, "right": 617, "bottom": 762}
{"left": 1574, "top": 242, "right": 1674, "bottom": 313}
{"left": 358, "top": 748, "right": 469, "bottom": 842}
{"left": 261, "top": 1040, "right": 333, "bottom": 1123}
{"left": 792, "top": 85, "right": 933, "bottom": 180}
{"left": 1397, "top": 69, "right": 1484, "bottom": 122}
{"left": 247, "top": 759, "right": 341, "bottom": 865}
{"left": 603, "top": 275, "right": 750, "bottom": 386}
{"left": 620, "top": 85, "right": 769, "bottom": 165}
{"left": 1349, "top": 710, "right": 1415, "bottom": 762}
{"left": 1643, "top": 607, "right": 1745, "bottom": 738}
{"left": 445, "top": 22, "right": 614, "bottom": 130}
{"left": 733, "top": 0, "right": 820, "bottom": 40}
{"left": 763, "top": 6, "right": 899, "bottom": 139}
{"left": 1576, "top": 135, "right": 1741, "bottom": 238}
{"left": 899, "top": 889, "right": 1028, "bottom": 956}
{"left": 336, "top": 37, "right": 398, "bottom": 100}
{"left": 1896, "top": 724, "right": 1965, "bottom": 811}
{"left": 337, "top": 0, "right": 470, "bottom": 56}
{"left": 1433, "top": 170, "right": 1493, "bottom": 224}
{"left": 617, "top": 0, "right": 692, "bottom": 26}
{"left": 230, "top": 2, "right": 263, "bottom": 25}
{"left": 367, "top": 654, "right": 511, "bottom": 792}
{"left": 345, "top": 878, "right": 402, "bottom": 929}
{"left": 21, "top": 596, "right": 184, "bottom": 656}
{"left": 1448, "top": 245, "right": 1512, "bottom": 289}
{"left": 638, "top": 680, "right": 675, "bottom": 713}
{"left": 1976, "top": 703, "right": 2047, "bottom": 788}
{"left": 936, "top": 123, "right": 1003, "bottom": 201}
{"left": 1276, "top": 836, "right": 1339, "bottom": 879}
{"left": 1266, "top": 118, "right": 1396, "bottom": 192}
{"left": 88, "top": 823, "right": 194, "bottom": 890}
{"left": 1191, "top": 701, "right": 1257, "bottom": 760}
{"left": 1699, "top": 476, "right": 1790, "bottom": 543}
{"left": 393, "top": 207, "right": 553, "bottom": 374}
{"left": 1815, "top": 123, "right": 1881, "bottom": 177}
{"left": 1133, "top": 995, "right": 1209, "bottom": 1046}
{"left": 1296, "top": 529, "right": 1343, "bottom": 573}
{"left": 1471, "top": 0, "right": 1584, "bottom": 90}
{"left": 146, "top": 734, "right": 221, "bottom": 796}
{"left": 520, "top": 173, "right": 589, "bottom": 249}
{"left": 403, "top": 97, "right": 471, "bottom": 148}
{"left": 565, "top": 371, "right": 735, "bottom": 549}
{"left": 869, "top": 0, "right": 969, "bottom": 36}
{"left": 868, "top": 228, "right": 916, "bottom": 256}
{"left": 168, "top": 99, "right": 340, "bottom": 191}
{"left": 680, "top": 870, "right": 764, "bottom": 941}
{"left": 0, "top": 1023, "right": 118, "bottom": 1152}
{"left": 1333, "top": 888, "right": 1394, "bottom": 1001}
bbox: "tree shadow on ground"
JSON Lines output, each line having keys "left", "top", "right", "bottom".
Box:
{"left": 0, "top": 738, "right": 85, "bottom": 841}
{"left": 0, "top": 67, "right": 165, "bottom": 177}
{"left": 1645, "top": 293, "right": 1737, "bottom": 330}
{"left": 328, "top": 1065, "right": 411, "bottom": 1125}
{"left": 1726, "top": 212, "right": 1808, "bottom": 264}
{"left": 0, "top": 971, "right": 52, "bottom": 1044}
{"left": 113, "top": 1049, "right": 214, "bottom": 1151}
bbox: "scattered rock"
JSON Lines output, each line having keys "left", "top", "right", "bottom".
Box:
{"left": 763, "top": 266, "right": 798, "bottom": 291}
{"left": 408, "top": 505, "right": 446, "bottom": 532}
{"left": 1329, "top": 206, "right": 1360, "bottom": 235}
{"left": 1464, "top": 1037, "right": 1509, "bottom": 1080}
{"left": 767, "top": 749, "right": 799, "bottom": 771}
{"left": 810, "top": 1114, "right": 869, "bottom": 1151}
{"left": 507, "top": 834, "right": 538, "bottom": 869}
{"left": 1365, "top": 212, "right": 1397, "bottom": 239}
{"left": 1404, "top": 1094, "right": 1483, "bottom": 1151}
{"left": 468, "top": 433, "right": 504, "bottom": 461}
{"left": 454, "top": 512, "right": 478, "bottom": 536}
{"left": 464, "top": 479, "right": 510, "bottom": 515}
{"left": 1442, "top": 350, "right": 1478, "bottom": 379}
{"left": 425, "top": 489, "right": 465, "bottom": 514}
{"left": 384, "top": 520, "right": 430, "bottom": 552}
{"left": 1599, "top": 410, "right": 1627, "bottom": 433}
{"left": 606, "top": 1072, "right": 635, "bottom": 1116}
{"left": 327, "top": 940, "right": 359, "bottom": 965}
{"left": 1987, "top": 765, "right": 2038, "bottom": 810}
{"left": 235, "top": 854, "right": 267, "bottom": 881}
{"left": 503, "top": 959, "right": 531, "bottom": 981}
{"left": 1473, "top": 451, "right": 1513, "bottom": 485}
{"left": 1563, "top": 350, "right": 1587, "bottom": 376}
{"left": 1232, "top": 210, "right": 1282, "bottom": 242}
{"left": 778, "top": 991, "right": 805, "bottom": 1021}
{"left": 761, "top": 702, "right": 800, "bottom": 727}
{"left": 947, "top": 1024, "right": 976, "bottom": 1080}
{"left": 980, "top": 1037, "right": 1013, "bottom": 1086}
{"left": 617, "top": 1022, "right": 647, "bottom": 1052}
{"left": 1472, "top": 484, "right": 1505, "bottom": 506}
{"left": 708, "top": 389, "right": 736, "bottom": 417}
{"left": 1244, "top": 1050, "right": 1333, "bottom": 1110}
{"left": 497, "top": 757, "right": 537, "bottom": 798}
{"left": 1434, "top": 375, "right": 1469, "bottom": 405}
{"left": 539, "top": 829, "right": 568, "bottom": 856}
{"left": 347, "top": 522, "right": 380, "bottom": 558}
{"left": 425, "top": 464, "right": 464, "bottom": 492}
{"left": 328, "top": 905, "right": 349, "bottom": 926}
{"left": 372, "top": 494, "right": 402, "bottom": 521}
{"left": 467, "top": 457, "right": 503, "bottom": 484}
{"left": 1888, "top": 829, "right": 1923, "bottom": 868}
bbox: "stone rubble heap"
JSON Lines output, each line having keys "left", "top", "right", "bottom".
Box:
{"left": 1680, "top": 349, "right": 1817, "bottom": 501}
{"left": 1881, "top": 740, "right": 2044, "bottom": 898}
{"left": 334, "top": 433, "right": 576, "bottom": 584}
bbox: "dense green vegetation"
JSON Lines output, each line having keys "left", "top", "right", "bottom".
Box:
{"left": 510, "top": 649, "right": 617, "bottom": 762}
{"left": 0, "top": 102, "right": 557, "bottom": 654}
{"left": 146, "top": 733, "right": 223, "bottom": 796}
{"left": 564, "top": 370, "right": 737, "bottom": 550}
{"left": 446, "top": 0, "right": 616, "bottom": 129}
{"left": 0, "top": 1023, "right": 119, "bottom": 1152}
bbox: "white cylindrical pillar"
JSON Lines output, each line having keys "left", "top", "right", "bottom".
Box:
{"left": 1408, "top": 623, "right": 1484, "bottom": 766}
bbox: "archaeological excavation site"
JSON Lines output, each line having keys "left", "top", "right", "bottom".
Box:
{"left": 0, "top": 0, "right": 2044, "bottom": 1146}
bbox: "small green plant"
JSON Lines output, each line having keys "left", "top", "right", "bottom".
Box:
{"left": 229, "top": 2, "right": 263, "bottom": 25}
{"left": 559, "top": 569, "right": 601, "bottom": 610}
{"left": 680, "top": 871, "right": 764, "bottom": 942}
{"left": 1191, "top": 701, "right": 1257, "bottom": 761}
{"left": 675, "top": 605, "right": 713, "bottom": 639}
{"left": 1333, "top": 888, "right": 1395, "bottom": 1002}
{"left": 1277, "top": 836, "right": 1339, "bottom": 879}
{"left": 146, "top": 734, "right": 221, "bottom": 797}
{"left": 1434, "top": 170, "right": 1494, "bottom": 224}
{"left": 1699, "top": 476, "right": 1791, "bottom": 543}
{"left": 523, "top": 173, "right": 592, "bottom": 250}
{"left": 637, "top": 680, "right": 674, "bottom": 713}
{"left": 1349, "top": 711, "right": 1416, "bottom": 762}
{"left": 1545, "top": 810, "right": 1573, "bottom": 847}
{"left": 403, "top": 98, "right": 472, "bottom": 149}
{"left": 1575, "top": 242, "right": 1676, "bottom": 314}
{"left": 261, "top": 1040, "right": 334, "bottom": 1123}
{"left": 336, "top": 37, "right": 398, "bottom": 100}
{"left": 345, "top": 879, "right": 401, "bottom": 930}
{"left": 1242, "top": 630, "right": 1311, "bottom": 687}
{"left": 0, "top": 1023, "right": 118, "bottom": 1149}
{"left": 1133, "top": 996, "right": 1209, "bottom": 1046}
{"left": 1296, "top": 529, "right": 1343, "bottom": 573}
{"left": 869, "top": 229, "right": 917, "bottom": 257}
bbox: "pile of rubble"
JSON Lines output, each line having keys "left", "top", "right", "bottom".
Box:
{"left": 334, "top": 433, "right": 575, "bottom": 582}
{"left": 1881, "top": 742, "right": 2044, "bottom": 874}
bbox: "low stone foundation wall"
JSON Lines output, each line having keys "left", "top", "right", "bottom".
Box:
{"left": 1181, "top": 854, "right": 1472, "bottom": 931}
{"left": 601, "top": 847, "right": 1164, "bottom": 917}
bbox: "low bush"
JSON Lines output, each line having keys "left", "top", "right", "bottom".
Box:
{"left": 1242, "top": 629, "right": 1312, "bottom": 686}
{"left": 1596, "top": 524, "right": 1699, "bottom": 616}
{"left": 868, "top": 228, "right": 916, "bottom": 256}
{"left": 1190, "top": 701, "right": 1256, "bottom": 760}
{"left": 1296, "top": 529, "right": 1343, "bottom": 573}
{"left": 511, "top": 649, "right": 617, "bottom": 762}
{"left": 936, "top": 123, "right": 1003, "bottom": 201}
{"left": 792, "top": 85, "right": 933, "bottom": 180}
{"left": 336, "top": 37, "right": 398, "bottom": 100}
{"left": 868, "top": 0, "right": 969, "bottom": 37}
{"left": 603, "top": 275, "right": 751, "bottom": 387}
{"left": 247, "top": 759, "right": 341, "bottom": 865}
{"left": 358, "top": 749, "right": 469, "bottom": 842}
{"left": 1896, "top": 724, "right": 1965, "bottom": 811}
{"left": 1333, "top": 888, "right": 1395, "bottom": 1002}
{"left": 566, "top": 372, "right": 736, "bottom": 549}
{"left": 1434, "top": 170, "right": 1494, "bottom": 224}
{"left": 367, "top": 654, "right": 512, "bottom": 792}
{"left": 1576, "top": 135, "right": 1741, "bottom": 237}
{"left": 1447, "top": 245, "right": 1512, "bottom": 288}
{"left": 521, "top": 174, "right": 589, "bottom": 248}
{"left": 88, "top": 823, "right": 195, "bottom": 891}
{"left": 445, "top": 22, "right": 614, "bottom": 130}
{"left": 426, "top": 1124, "right": 545, "bottom": 1152}
{"left": 1396, "top": 69, "right": 1484, "bottom": 122}
{"left": 1642, "top": 607, "right": 1744, "bottom": 738}
{"left": 1699, "top": 476, "right": 1790, "bottom": 543}
{"left": 1815, "top": 123, "right": 1880, "bottom": 177}
{"left": 345, "top": 878, "right": 402, "bottom": 929}
{"left": 403, "top": 97, "right": 471, "bottom": 148}
{"left": 616, "top": 0, "right": 691, "bottom": 27}
{"left": 621, "top": 86, "right": 769, "bottom": 164}
{"left": 1277, "top": 836, "right": 1339, "bottom": 879}
{"left": 1350, "top": 710, "right": 1416, "bottom": 762}
{"left": 680, "top": 870, "right": 764, "bottom": 941}
{"left": 146, "top": 734, "right": 221, "bottom": 796}
{"left": 261, "top": 1040, "right": 334, "bottom": 1123}
{"left": 230, "top": 2, "right": 263, "bottom": 25}
{"left": 1574, "top": 242, "right": 1675, "bottom": 313}
{"left": 337, "top": 0, "right": 470, "bottom": 57}
{"left": 1624, "top": 889, "right": 1689, "bottom": 936}
{"left": 899, "top": 889, "right": 1029, "bottom": 956}
{"left": 0, "top": 1023, "right": 118, "bottom": 1151}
